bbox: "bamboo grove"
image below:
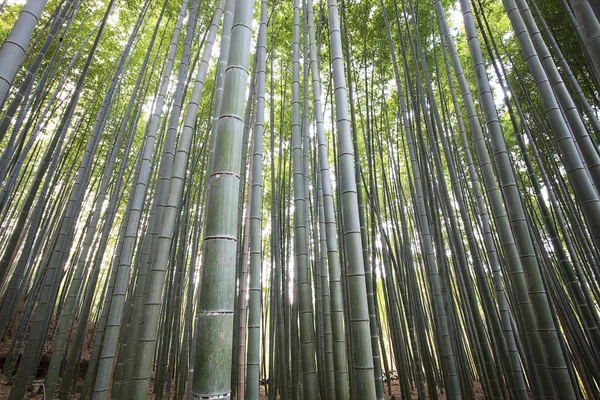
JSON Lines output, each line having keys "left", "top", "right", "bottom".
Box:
{"left": 0, "top": 0, "right": 599, "bottom": 398}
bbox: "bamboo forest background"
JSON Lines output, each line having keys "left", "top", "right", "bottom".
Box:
{"left": 0, "top": 0, "right": 599, "bottom": 398}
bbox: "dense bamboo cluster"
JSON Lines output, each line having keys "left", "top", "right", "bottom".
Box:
{"left": 0, "top": 0, "right": 598, "bottom": 399}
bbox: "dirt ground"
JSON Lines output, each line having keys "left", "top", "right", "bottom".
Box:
{"left": 0, "top": 361, "right": 484, "bottom": 400}
{"left": 0, "top": 376, "right": 480, "bottom": 400}
{"left": 0, "top": 371, "right": 484, "bottom": 400}
{"left": 0, "top": 307, "right": 483, "bottom": 399}
{"left": 381, "top": 379, "right": 484, "bottom": 399}
{"left": 0, "top": 305, "right": 94, "bottom": 400}
{"left": 257, "top": 379, "right": 485, "bottom": 399}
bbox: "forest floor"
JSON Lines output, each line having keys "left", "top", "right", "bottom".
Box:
{"left": 0, "top": 307, "right": 484, "bottom": 399}
{"left": 256, "top": 379, "right": 485, "bottom": 399}
{"left": 0, "top": 367, "right": 484, "bottom": 400}
{"left": 0, "top": 355, "right": 485, "bottom": 400}
{"left": 0, "top": 305, "right": 94, "bottom": 399}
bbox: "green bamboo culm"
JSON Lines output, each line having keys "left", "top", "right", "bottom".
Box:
{"left": 305, "top": 1, "right": 350, "bottom": 397}
{"left": 192, "top": 0, "right": 255, "bottom": 398}
{"left": 326, "top": 0, "right": 376, "bottom": 397}
{"left": 246, "top": 0, "right": 269, "bottom": 398}
{"left": 292, "top": 0, "right": 318, "bottom": 397}
{"left": 0, "top": 0, "right": 48, "bottom": 113}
